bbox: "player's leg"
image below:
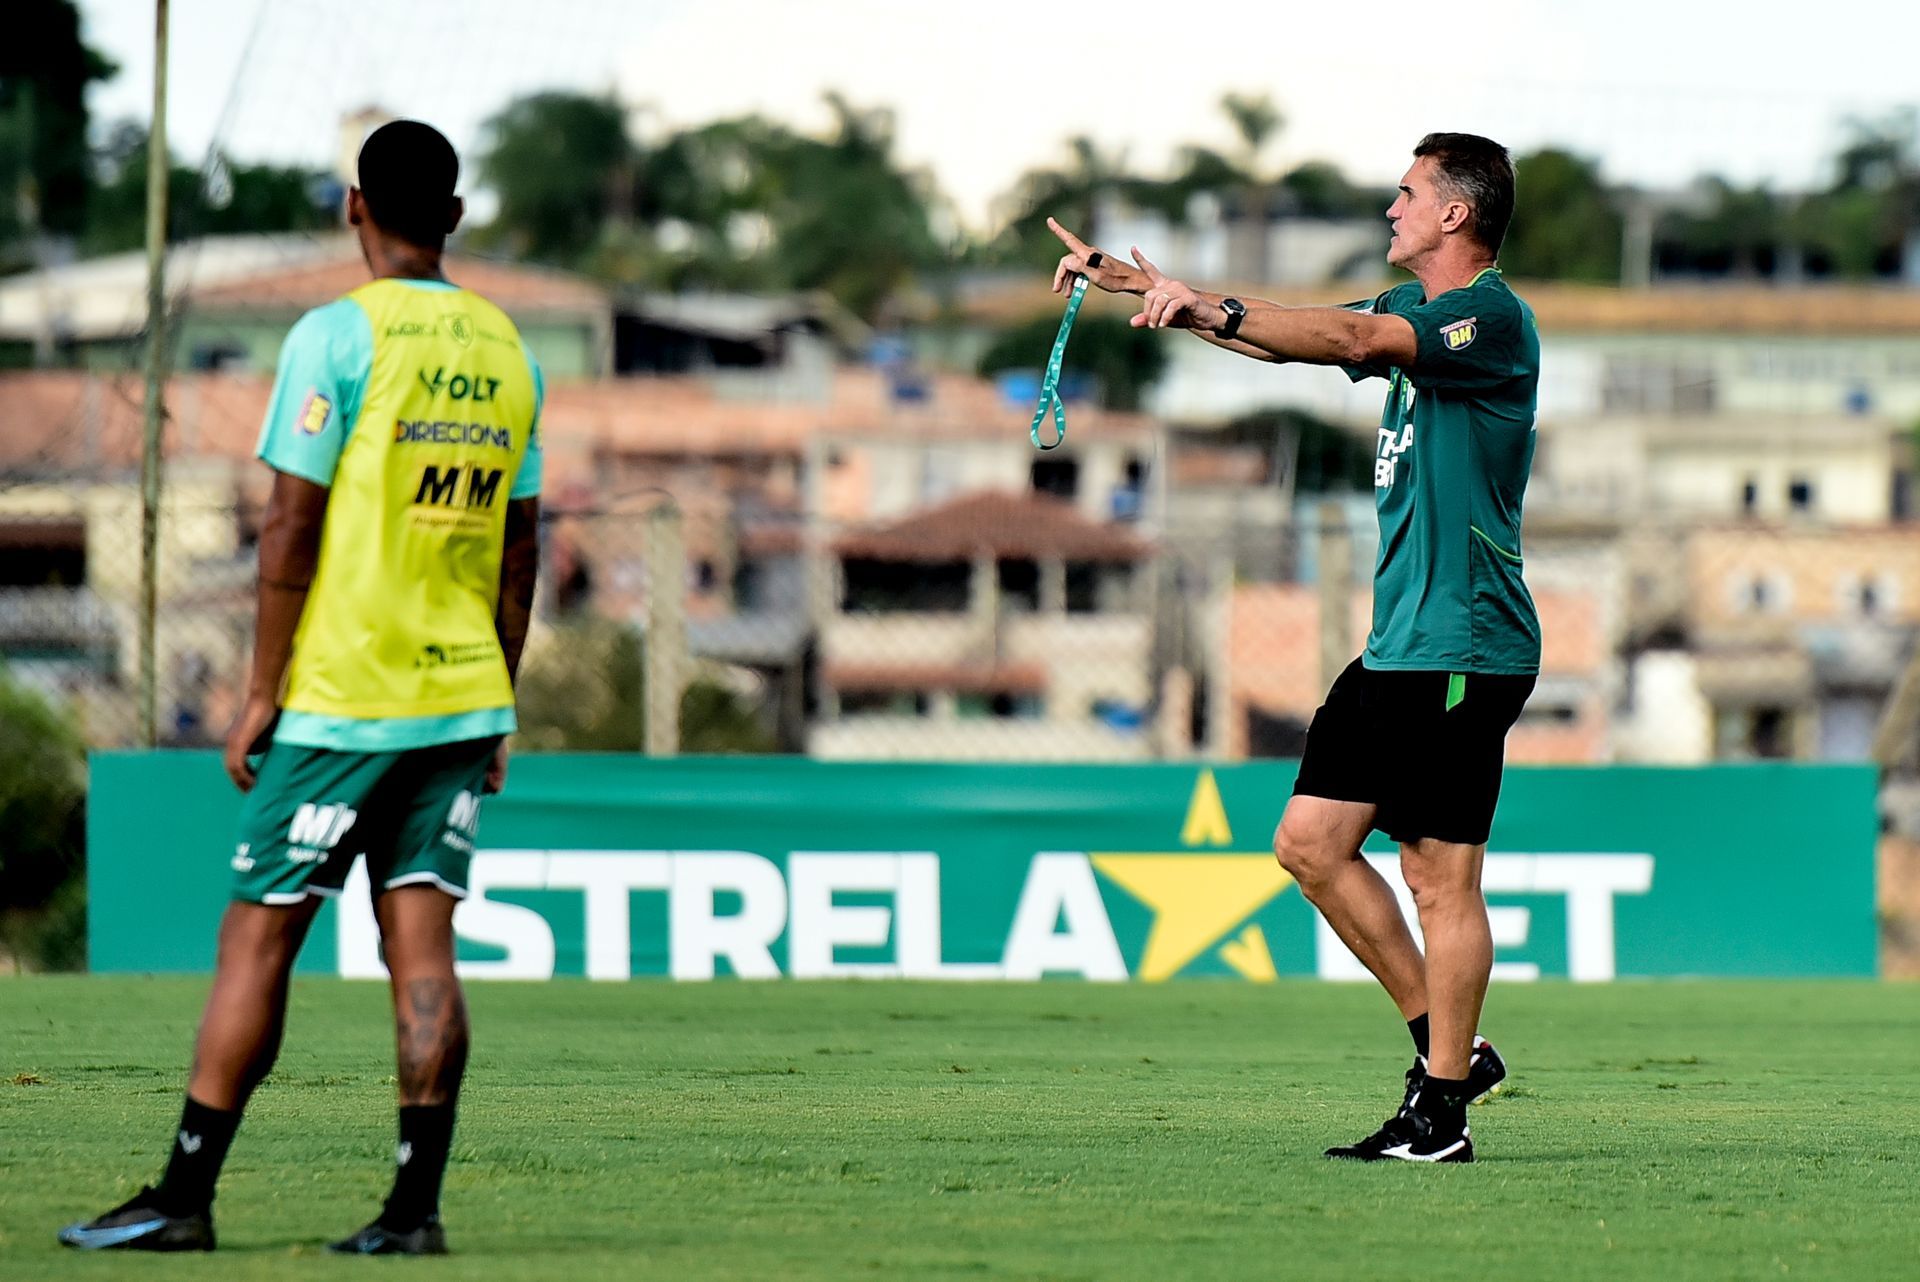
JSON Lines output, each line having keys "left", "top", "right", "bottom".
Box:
{"left": 329, "top": 736, "right": 494, "bottom": 1256}
{"left": 60, "top": 743, "right": 372, "bottom": 1250}
{"left": 1272, "top": 794, "right": 1426, "bottom": 1015}
{"left": 347, "top": 883, "right": 466, "bottom": 1255}
{"left": 188, "top": 900, "right": 323, "bottom": 1109}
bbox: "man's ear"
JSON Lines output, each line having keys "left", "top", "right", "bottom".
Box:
{"left": 346, "top": 186, "right": 366, "bottom": 227}
{"left": 1442, "top": 198, "right": 1474, "bottom": 236}
{"left": 446, "top": 195, "right": 465, "bottom": 237}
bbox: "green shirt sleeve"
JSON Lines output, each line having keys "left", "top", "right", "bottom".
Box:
{"left": 1341, "top": 287, "right": 1407, "bottom": 384}
{"left": 1398, "top": 279, "right": 1529, "bottom": 393}
{"left": 255, "top": 299, "right": 373, "bottom": 487}
{"left": 509, "top": 351, "right": 545, "bottom": 501}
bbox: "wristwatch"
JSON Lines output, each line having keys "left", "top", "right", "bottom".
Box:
{"left": 1218, "top": 297, "right": 1246, "bottom": 341}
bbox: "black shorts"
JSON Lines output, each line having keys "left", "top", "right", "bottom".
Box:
{"left": 1291, "top": 657, "right": 1536, "bottom": 846}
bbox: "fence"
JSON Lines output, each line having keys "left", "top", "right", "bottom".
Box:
{"left": 2, "top": 399, "right": 1917, "bottom": 771}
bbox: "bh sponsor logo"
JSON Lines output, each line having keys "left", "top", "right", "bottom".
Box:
{"left": 332, "top": 772, "right": 1653, "bottom": 983}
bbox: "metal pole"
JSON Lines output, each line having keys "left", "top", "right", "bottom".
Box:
{"left": 645, "top": 502, "right": 686, "bottom": 756}
{"left": 1317, "top": 500, "right": 1353, "bottom": 695}
{"left": 137, "top": 0, "right": 171, "bottom": 748}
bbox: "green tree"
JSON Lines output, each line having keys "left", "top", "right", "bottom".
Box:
{"left": 977, "top": 313, "right": 1168, "bottom": 412}
{"left": 0, "top": 673, "right": 87, "bottom": 970}
{"left": 1794, "top": 110, "right": 1919, "bottom": 279}
{"left": 1501, "top": 149, "right": 1623, "bottom": 282}
{"left": 1658, "top": 177, "right": 1785, "bottom": 279}
{"left": 1213, "top": 408, "right": 1375, "bottom": 494}
{"left": 483, "top": 91, "right": 947, "bottom": 320}
{"left": 475, "top": 92, "right": 634, "bottom": 264}
{"left": 757, "top": 95, "right": 947, "bottom": 322}
{"left": 0, "top": 0, "right": 117, "bottom": 264}
{"left": 1279, "top": 161, "right": 1384, "bottom": 221}
{"left": 513, "top": 616, "right": 776, "bottom": 753}
{"left": 83, "top": 123, "right": 334, "bottom": 255}
{"left": 982, "top": 135, "right": 1130, "bottom": 268}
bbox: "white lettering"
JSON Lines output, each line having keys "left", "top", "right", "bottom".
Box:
{"left": 787, "top": 854, "right": 898, "bottom": 978}
{"left": 669, "top": 852, "right": 787, "bottom": 980}
{"left": 544, "top": 853, "right": 671, "bottom": 980}
{"left": 897, "top": 853, "right": 1001, "bottom": 979}
{"left": 453, "top": 852, "right": 557, "bottom": 979}
{"left": 448, "top": 791, "right": 482, "bottom": 837}
{"left": 1313, "top": 854, "right": 1654, "bottom": 982}
{"left": 1001, "top": 853, "right": 1128, "bottom": 981}
{"left": 289, "top": 802, "right": 357, "bottom": 850}
{"left": 1498, "top": 855, "right": 1655, "bottom": 982}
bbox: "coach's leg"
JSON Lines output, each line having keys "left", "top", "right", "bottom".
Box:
{"left": 1398, "top": 839, "right": 1490, "bottom": 1081}
{"left": 1274, "top": 796, "right": 1427, "bottom": 1018}
{"left": 372, "top": 885, "right": 468, "bottom": 1232}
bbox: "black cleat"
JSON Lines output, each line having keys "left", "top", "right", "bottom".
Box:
{"left": 328, "top": 1217, "right": 450, "bottom": 1255}
{"left": 57, "top": 1187, "right": 215, "bottom": 1251}
{"left": 1466, "top": 1036, "right": 1508, "bottom": 1101}
{"left": 1325, "top": 1102, "right": 1473, "bottom": 1163}
{"left": 1396, "top": 1036, "right": 1510, "bottom": 1113}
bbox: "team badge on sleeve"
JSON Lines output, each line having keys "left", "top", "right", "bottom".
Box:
{"left": 1441, "top": 318, "right": 1478, "bottom": 351}
{"left": 296, "top": 390, "right": 334, "bottom": 435}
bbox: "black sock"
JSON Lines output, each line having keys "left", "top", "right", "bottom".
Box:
{"left": 153, "top": 1097, "right": 242, "bottom": 1216}
{"left": 1406, "top": 1013, "right": 1431, "bottom": 1059}
{"left": 379, "top": 1103, "right": 457, "bottom": 1231}
{"left": 1418, "top": 1074, "right": 1471, "bottom": 1127}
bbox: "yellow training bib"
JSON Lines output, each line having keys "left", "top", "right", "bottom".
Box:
{"left": 282, "top": 280, "right": 536, "bottom": 720}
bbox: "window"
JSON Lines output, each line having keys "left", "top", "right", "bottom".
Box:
{"left": 840, "top": 691, "right": 929, "bottom": 718}
{"left": 1787, "top": 477, "right": 1815, "bottom": 513}
{"left": 1740, "top": 476, "right": 1759, "bottom": 516}
{"left": 1730, "top": 571, "right": 1792, "bottom": 615}
{"left": 1749, "top": 707, "right": 1790, "bottom": 759}
{"left": 189, "top": 341, "right": 248, "bottom": 371}
{"left": 1601, "top": 360, "right": 1716, "bottom": 413}
{"left": 955, "top": 692, "right": 1042, "bottom": 720}
{"left": 1031, "top": 457, "right": 1080, "bottom": 500}
{"left": 841, "top": 559, "right": 970, "bottom": 613}
{"left": 1836, "top": 572, "right": 1899, "bottom": 618}
{"left": 0, "top": 518, "right": 85, "bottom": 585}
{"left": 997, "top": 559, "right": 1040, "bottom": 613}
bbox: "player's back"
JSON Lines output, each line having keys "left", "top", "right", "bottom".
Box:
{"left": 273, "top": 278, "right": 541, "bottom": 724}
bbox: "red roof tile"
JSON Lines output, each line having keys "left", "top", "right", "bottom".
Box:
{"left": 833, "top": 491, "right": 1149, "bottom": 563}
{"left": 188, "top": 243, "right": 610, "bottom": 316}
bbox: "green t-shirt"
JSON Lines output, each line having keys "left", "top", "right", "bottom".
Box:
{"left": 1343, "top": 268, "right": 1541, "bottom": 674}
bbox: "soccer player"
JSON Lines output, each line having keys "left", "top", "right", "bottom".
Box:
{"left": 59, "top": 120, "right": 542, "bottom": 1251}
{"left": 1050, "top": 133, "right": 1536, "bottom": 1163}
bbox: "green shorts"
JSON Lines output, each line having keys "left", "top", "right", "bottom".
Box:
{"left": 230, "top": 737, "right": 500, "bottom": 905}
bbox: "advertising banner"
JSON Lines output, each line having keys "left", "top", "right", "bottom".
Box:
{"left": 88, "top": 756, "right": 1877, "bottom": 980}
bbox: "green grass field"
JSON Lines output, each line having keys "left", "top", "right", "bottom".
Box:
{"left": 3, "top": 979, "right": 1916, "bottom": 1280}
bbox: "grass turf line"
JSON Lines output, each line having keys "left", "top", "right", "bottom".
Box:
{"left": 2, "top": 978, "right": 1916, "bottom": 1280}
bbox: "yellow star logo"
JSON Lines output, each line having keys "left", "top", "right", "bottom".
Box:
{"left": 1090, "top": 770, "right": 1295, "bottom": 982}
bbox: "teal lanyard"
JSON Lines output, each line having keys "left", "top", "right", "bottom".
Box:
{"left": 1028, "top": 274, "right": 1088, "bottom": 451}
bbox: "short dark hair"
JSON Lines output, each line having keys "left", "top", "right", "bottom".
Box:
{"left": 1412, "top": 132, "right": 1515, "bottom": 255}
{"left": 357, "top": 120, "right": 460, "bottom": 247}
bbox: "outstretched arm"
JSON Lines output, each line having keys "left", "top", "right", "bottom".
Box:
{"left": 1047, "top": 219, "right": 1327, "bottom": 364}
{"left": 1127, "top": 248, "right": 1418, "bottom": 369}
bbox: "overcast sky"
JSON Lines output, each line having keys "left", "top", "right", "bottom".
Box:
{"left": 81, "top": 0, "right": 1919, "bottom": 229}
